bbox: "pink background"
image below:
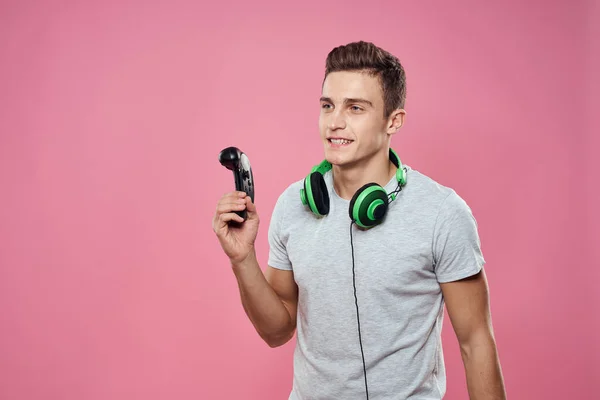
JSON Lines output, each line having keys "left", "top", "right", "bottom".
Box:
{"left": 1, "top": 0, "right": 598, "bottom": 399}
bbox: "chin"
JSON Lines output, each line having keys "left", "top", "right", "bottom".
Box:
{"left": 323, "top": 140, "right": 359, "bottom": 166}
{"left": 324, "top": 151, "right": 350, "bottom": 167}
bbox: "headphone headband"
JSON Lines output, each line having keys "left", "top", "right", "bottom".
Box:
{"left": 389, "top": 148, "right": 407, "bottom": 187}
{"left": 311, "top": 159, "right": 332, "bottom": 175}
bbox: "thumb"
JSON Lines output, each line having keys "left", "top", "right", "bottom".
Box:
{"left": 245, "top": 195, "right": 257, "bottom": 216}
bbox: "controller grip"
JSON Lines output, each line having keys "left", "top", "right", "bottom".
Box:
{"left": 233, "top": 169, "right": 247, "bottom": 220}
{"left": 219, "top": 146, "right": 254, "bottom": 222}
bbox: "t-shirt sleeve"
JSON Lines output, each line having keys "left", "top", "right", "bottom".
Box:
{"left": 432, "top": 191, "right": 486, "bottom": 283}
{"left": 267, "top": 190, "right": 293, "bottom": 271}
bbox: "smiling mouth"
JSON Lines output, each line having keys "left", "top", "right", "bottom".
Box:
{"left": 328, "top": 138, "right": 354, "bottom": 145}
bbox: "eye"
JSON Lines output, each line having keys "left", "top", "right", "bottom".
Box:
{"left": 350, "top": 105, "right": 363, "bottom": 112}
{"left": 321, "top": 103, "right": 332, "bottom": 109}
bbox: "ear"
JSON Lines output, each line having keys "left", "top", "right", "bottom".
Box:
{"left": 386, "top": 109, "right": 406, "bottom": 134}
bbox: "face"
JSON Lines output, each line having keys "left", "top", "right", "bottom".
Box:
{"left": 319, "top": 71, "right": 405, "bottom": 169}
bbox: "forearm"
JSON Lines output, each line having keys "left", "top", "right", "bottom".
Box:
{"left": 231, "top": 249, "right": 295, "bottom": 347}
{"left": 461, "top": 334, "right": 506, "bottom": 400}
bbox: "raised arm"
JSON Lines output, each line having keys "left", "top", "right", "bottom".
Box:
{"left": 213, "top": 190, "right": 298, "bottom": 347}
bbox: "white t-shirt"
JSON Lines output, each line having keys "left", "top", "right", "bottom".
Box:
{"left": 268, "top": 164, "right": 485, "bottom": 399}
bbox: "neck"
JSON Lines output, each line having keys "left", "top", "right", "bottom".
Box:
{"left": 332, "top": 148, "right": 397, "bottom": 200}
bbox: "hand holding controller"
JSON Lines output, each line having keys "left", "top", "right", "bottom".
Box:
{"left": 218, "top": 146, "right": 255, "bottom": 221}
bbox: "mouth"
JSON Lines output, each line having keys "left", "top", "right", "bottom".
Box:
{"left": 327, "top": 138, "right": 354, "bottom": 147}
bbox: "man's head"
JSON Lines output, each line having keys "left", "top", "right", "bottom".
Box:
{"left": 319, "top": 41, "right": 407, "bottom": 168}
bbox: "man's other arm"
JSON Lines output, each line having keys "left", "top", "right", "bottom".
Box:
{"left": 441, "top": 268, "right": 507, "bottom": 399}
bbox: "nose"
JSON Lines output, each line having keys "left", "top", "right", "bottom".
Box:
{"left": 328, "top": 109, "right": 346, "bottom": 130}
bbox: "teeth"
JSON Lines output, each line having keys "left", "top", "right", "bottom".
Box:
{"left": 331, "top": 139, "right": 352, "bottom": 145}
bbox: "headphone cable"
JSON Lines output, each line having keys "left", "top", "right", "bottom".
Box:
{"left": 350, "top": 173, "right": 405, "bottom": 399}
{"left": 350, "top": 221, "right": 369, "bottom": 400}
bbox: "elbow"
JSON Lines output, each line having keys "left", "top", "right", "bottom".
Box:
{"left": 266, "top": 338, "right": 288, "bottom": 348}
{"left": 459, "top": 330, "right": 497, "bottom": 360}
{"left": 262, "top": 328, "right": 296, "bottom": 348}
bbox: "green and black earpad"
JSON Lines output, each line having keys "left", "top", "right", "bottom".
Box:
{"left": 300, "top": 148, "right": 407, "bottom": 228}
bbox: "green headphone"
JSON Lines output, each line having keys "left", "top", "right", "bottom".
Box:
{"left": 300, "top": 148, "right": 407, "bottom": 229}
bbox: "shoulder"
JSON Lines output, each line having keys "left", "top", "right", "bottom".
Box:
{"left": 405, "top": 165, "right": 454, "bottom": 200}
{"left": 273, "top": 177, "right": 304, "bottom": 207}
{"left": 403, "top": 165, "right": 475, "bottom": 220}
{"left": 269, "top": 177, "right": 307, "bottom": 223}
{"left": 403, "top": 166, "right": 457, "bottom": 208}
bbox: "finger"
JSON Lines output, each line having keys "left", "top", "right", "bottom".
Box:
{"left": 221, "top": 191, "right": 245, "bottom": 201}
{"left": 230, "top": 191, "right": 247, "bottom": 198}
{"left": 216, "top": 212, "right": 244, "bottom": 229}
{"left": 216, "top": 200, "right": 247, "bottom": 215}
{"left": 245, "top": 196, "right": 258, "bottom": 218}
{"left": 245, "top": 196, "right": 256, "bottom": 212}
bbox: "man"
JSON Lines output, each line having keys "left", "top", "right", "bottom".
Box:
{"left": 213, "top": 41, "right": 506, "bottom": 399}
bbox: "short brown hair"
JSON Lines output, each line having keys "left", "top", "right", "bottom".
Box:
{"left": 324, "top": 41, "right": 407, "bottom": 118}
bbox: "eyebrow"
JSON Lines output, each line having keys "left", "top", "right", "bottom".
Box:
{"left": 319, "top": 96, "right": 374, "bottom": 107}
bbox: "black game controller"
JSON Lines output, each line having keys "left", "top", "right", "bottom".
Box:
{"left": 218, "top": 146, "right": 255, "bottom": 221}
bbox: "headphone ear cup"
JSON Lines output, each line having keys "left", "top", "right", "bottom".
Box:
{"left": 349, "top": 183, "right": 389, "bottom": 228}
{"left": 304, "top": 172, "right": 330, "bottom": 215}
